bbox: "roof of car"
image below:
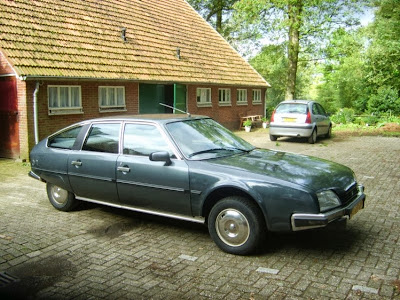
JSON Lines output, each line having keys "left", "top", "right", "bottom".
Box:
{"left": 278, "top": 100, "right": 313, "bottom": 105}
{"left": 83, "top": 114, "right": 209, "bottom": 124}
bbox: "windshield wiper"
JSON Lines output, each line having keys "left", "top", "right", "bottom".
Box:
{"left": 188, "top": 148, "right": 234, "bottom": 158}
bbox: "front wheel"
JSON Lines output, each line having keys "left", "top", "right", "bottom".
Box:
{"left": 46, "top": 183, "right": 78, "bottom": 211}
{"left": 208, "top": 196, "right": 266, "bottom": 255}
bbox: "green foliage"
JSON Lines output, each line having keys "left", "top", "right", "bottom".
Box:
{"left": 250, "top": 44, "right": 287, "bottom": 106}
{"left": 330, "top": 108, "right": 356, "bottom": 124}
{"left": 186, "top": 0, "right": 239, "bottom": 38}
{"left": 243, "top": 119, "right": 252, "bottom": 126}
{"left": 367, "top": 86, "right": 400, "bottom": 115}
{"left": 316, "top": 28, "right": 369, "bottom": 114}
{"left": 365, "top": 0, "right": 400, "bottom": 92}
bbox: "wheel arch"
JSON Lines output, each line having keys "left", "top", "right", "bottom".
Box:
{"left": 201, "top": 186, "right": 269, "bottom": 230}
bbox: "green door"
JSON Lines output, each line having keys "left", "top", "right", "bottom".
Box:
{"left": 139, "top": 84, "right": 165, "bottom": 114}
{"left": 139, "top": 83, "right": 186, "bottom": 114}
{"left": 173, "top": 84, "right": 187, "bottom": 114}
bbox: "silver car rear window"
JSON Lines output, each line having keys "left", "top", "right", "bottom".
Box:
{"left": 276, "top": 103, "right": 307, "bottom": 114}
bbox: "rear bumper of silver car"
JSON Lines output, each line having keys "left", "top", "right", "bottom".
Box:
{"left": 291, "top": 187, "right": 366, "bottom": 231}
{"left": 269, "top": 123, "right": 314, "bottom": 138}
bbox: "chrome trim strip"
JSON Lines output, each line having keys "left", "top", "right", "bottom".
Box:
{"left": 117, "top": 180, "right": 185, "bottom": 193}
{"left": 69, "top": 173, "right": 114, "bottom": 182}
{"left": 76, "top": 196, "right": 205, "bottom": 224}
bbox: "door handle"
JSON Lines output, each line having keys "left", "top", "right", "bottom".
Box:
{"left": 71, "top": 160, "right": 82, "bottom": 166}
{"left": 117, "top": 166, "right": 130, "bottom": 173}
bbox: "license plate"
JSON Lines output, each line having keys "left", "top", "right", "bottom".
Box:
{"left": 350, "top": 200, "right": 364, "bottom": 218}
{"left": 283, "top": 118, "right": 296, "bottom": 122}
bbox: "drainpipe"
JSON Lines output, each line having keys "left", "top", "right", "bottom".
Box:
{"left": 33, "top": 81, "right": 40, "bottom": 144}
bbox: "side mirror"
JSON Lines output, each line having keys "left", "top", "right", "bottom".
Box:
{"left": 149, "top": 151, "right": 172, "bottom": 166}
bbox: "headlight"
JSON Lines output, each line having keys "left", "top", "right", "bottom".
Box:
{"left": 317, "top": 190, "right": 340, "bottom": 212}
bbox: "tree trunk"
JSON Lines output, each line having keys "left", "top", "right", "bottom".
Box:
{"left": 285, "top": 0, "right": 302, "bottom": 100}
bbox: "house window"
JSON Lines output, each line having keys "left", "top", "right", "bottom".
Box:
{"left": 252, "top": 89, "right": 262, "bottom": 104}
{"left": 48, "top": 86, "right": 82, "bottom": 115}
{"left": 196, "top": 88, "right": 212, "bottom": 107}
{"left": 219, "top": 88, "right": 231, "bottom": 106}
{"left": 237, "top": 89, "right": 247, "bottom": 105}
{"left": 99, "top": 86, "right": 126, "bottom": 112}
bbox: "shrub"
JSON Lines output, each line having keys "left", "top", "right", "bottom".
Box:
{"left": 331, "top": 108, "right": 355, "bottom": 124}
{"left": 367, "top": 86, "right": 400, "bottom": 115}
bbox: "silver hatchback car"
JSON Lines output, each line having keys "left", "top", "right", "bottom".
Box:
{"left": 269, "top": 100, "right": 332, "bottom": 144}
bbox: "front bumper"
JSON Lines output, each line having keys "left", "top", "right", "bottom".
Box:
{"left": 291, "top": 187, "right": 366, "bottom": 231}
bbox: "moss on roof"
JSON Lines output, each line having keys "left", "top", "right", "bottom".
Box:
{"left": 0, "top": 0, "right": 269, "bottom": 87}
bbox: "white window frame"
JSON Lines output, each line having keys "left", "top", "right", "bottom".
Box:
{"left": 99, "top": 86, "right": 126, "bottom": 112}
{"left": 218, "top": 88, "right": 231, "bottom": 106}
{"left": 252, "top": 89, "right": 262, "bottom": 104}
{"left": 48, "top": 85, "right": 83, "bottom": 115}
{"left": 237, "top": 89, "right": 248, "bottom": 105}
{"left": 196, "top": 88, "right": 212, "bottom": 107}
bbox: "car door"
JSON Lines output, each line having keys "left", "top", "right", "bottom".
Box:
{"left": 116, "top": 122, "right": 191, "bottom": 215}
{"left": 68, "top": 122, "right": 121, "bottom": 203}
{"left": 312, "top": 103, "right": 330, "bottom": 135}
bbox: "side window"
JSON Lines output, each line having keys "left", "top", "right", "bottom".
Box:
{"left": 123, "top": 124, "right": 173, "bottom": 157}
{"left": 48, "top": 126, "right": 83, "bottom": 149}
{"left": 312, "top": 104, "right": 319, "bottom": 115}
{"left": 82, "top": 123, "right": 120, "bottom": 153}
{"left": 317, "top": 103, "right": 327, "bottom": 116}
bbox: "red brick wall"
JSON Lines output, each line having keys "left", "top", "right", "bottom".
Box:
{"left": 19, "top": 80, "right": 266, "bottom": 160}
{"left": 188, "top": 85, "right": 266, "bottom": 130}
{"left": 34, "top": 81, "right": 139, "bottom": 138}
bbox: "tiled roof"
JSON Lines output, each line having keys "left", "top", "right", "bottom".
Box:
{"left": 0, "top": 0, "right": 270, "bottom": 87}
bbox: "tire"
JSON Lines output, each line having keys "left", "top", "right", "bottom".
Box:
{"left": 269, "top": 135, "right": 277, "bottom": 141}
{"left": 208, "top": 196, "right": 266, "bottom": 255}
{"left": 46, "top": 183, "right": 78, "bottom": 211}
{"left": 325, "top": 125, "right": 332, "bottom": 138}
{"left": 308, "top": 129, "right": 317, "bottom": 144}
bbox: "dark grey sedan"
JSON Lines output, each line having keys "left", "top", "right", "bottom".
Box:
{"left": 29, "top": 115, "right": 365, "bottom": 255}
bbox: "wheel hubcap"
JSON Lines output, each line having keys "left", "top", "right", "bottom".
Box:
{"left": 215, "top": 209, "right": 250, "bottom": 247}
{"left": 51, "top": 186, "right": 68, "bottom": 205}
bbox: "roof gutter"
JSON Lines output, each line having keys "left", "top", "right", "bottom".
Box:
{"left": 33, "top": 81, "right": 40, "bottom": 144}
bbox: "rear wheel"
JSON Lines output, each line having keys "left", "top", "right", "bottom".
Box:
{"left": 325, "top": 125, "right": 332, "bottom": 138}
{"left": 208, "top": 196, "right": 266, "bottom": 255}
{"left": 269, "top": 135, "right": 277, "bottom": 141}
{"left": 46, "top": 183, "right": 78, "bottom": 211}
{"left": 308, "top": 129, "right": 317, "bottom": 144}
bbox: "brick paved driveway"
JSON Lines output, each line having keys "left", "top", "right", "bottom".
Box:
{"left": 0, "top": 134, "right": 399, "bottom": 299}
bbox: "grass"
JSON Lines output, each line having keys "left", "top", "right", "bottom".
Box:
{"left": 332, "top": 122, "right": 400, "bottom": 137}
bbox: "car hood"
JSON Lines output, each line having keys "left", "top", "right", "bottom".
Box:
{"left": 210, "top": 149, "right": 355, "bottom": 191}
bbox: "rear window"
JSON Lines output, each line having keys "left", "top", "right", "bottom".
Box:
{"left": 276, "top": 103, "right": 307, "bottom": 114}
{"left": 48, "top": 126, "right": 82, "bottom": 149}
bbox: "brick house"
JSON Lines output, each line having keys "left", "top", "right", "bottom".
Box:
{"left": 0, "top": 0, "right": 270, "bottom": 160}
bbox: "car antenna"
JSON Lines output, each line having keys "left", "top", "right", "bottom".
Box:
{"left": 159, "top": 103, "right": 191, "bottom": 117}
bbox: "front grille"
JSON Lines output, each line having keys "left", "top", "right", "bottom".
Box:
{"left": 341, "top": 183, "right": 358, "bottom": 205}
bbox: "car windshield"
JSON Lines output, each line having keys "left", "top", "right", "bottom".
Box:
{"left": 166, "top": 118, "right": 255, "bottom": 159}
{"left": 276, "top": 103, "right": 307, "bottom": 114}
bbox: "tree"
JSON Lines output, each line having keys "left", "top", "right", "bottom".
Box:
{"left": 186, "top": 0, "right": 239, "bottom": 38}
{"left": 250, "top": 44, "right": 287, "bottom": 113}
{"left": 365, "top": 0, "right": 400, "bottom": 108}
{"left": 316, "top": 28, "right": 368, "bottom": 113}
{"left": 233, "top": 0, "right": 366, "bottom": 100}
